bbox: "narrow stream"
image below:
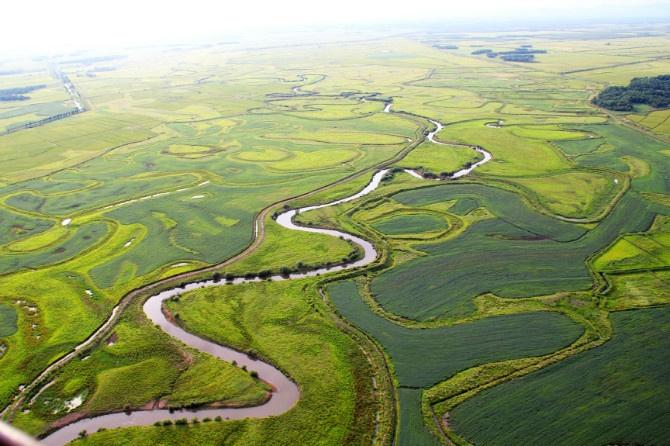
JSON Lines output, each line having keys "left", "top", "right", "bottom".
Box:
{"left": 39, "top": 115, "right": 492, "bottom": 445}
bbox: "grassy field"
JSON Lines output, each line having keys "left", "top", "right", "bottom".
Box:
{"left": 450, "top": 307, "right": 670, "bottom": 446}
{"left": 101, "top": 279, "right": 368, "bottom": 446}
{"left": 10, "top": 299, "right": 267, "bottom": 435}
{"left": 370, "top": 212, "right": 447, "bottom": 237}
{"left": 395, "top": 140, "right": 482, "bottom": 176}
{"left": 0, "top": 303, "right": 17, "bottom": 337}
{"left": 0, "top": 44, "right": 423, "bottom": 422}
{"left": 329, "top": 280, "right": 582, "bottom": 445}
{"left": 1, "top": 25, "right": 670, "bottom": 446}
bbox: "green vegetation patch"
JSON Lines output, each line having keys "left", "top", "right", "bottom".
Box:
{"left": 164, "top": 144, "right": 222, "bottom": 159}
{"left": 233, "top": 148, "right": 290, "bottom": 162}
{"left": 0, "top": 207, "right": 54, "bottom": 246}
{"left": 158, "top": 280, "right": 366, "bottom": 445}
{"left": 0, "top": 304, "right": 18, "bottom": 337}
{"left": 594, "top": 215, "right": 670, "bottom": 272}
{"left": 511, "top": 170, "right": 623, "bottom": 219}
{"left": 396, "top": 140, "right": 482, "bottom": 176}
{"left": 372, "top": 183, "right": 635, "bottom": 319}
{"left": 398, "top": 389, "right": 440, "bottom": 446}
{"left": 268, "top": 148, "right": 360, "bottom": 171}
{"left": 0, "top": 221, "right": 109, "bottom": 275}
{"left": 330, "top": 280, "right": 581, "bottom": 445}
{"left": 450, "top": 307, "right": 670, "bottom": 446}
{"left": 510, "top": 125, "right": 589, "bottom": 141}
{"left": 593, "top": 74, "right": 670, "bottom": 111}
{"left": 371, "top": 212, "right": 446, "bottom": 236}
{"left": 553, "top": 137, "right": 604, "bottom": 157}
{"left": 329, "top": 281, "right": 582, "bottom": 387}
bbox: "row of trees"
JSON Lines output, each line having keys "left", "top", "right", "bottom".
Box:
{"left": 593, "top": 75, "right": 670, "bottom": 111}
{"left": 471, "top": 46, "right": 546, "bottom": 63}
{"left": 0, "top": 84, "right": 46, "bottom": 101}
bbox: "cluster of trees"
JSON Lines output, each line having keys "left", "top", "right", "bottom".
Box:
{"left": 153, "top": 415, "right": 224, "bottom": 427}
{"left": 592, "top": 75, "right": 670, "bottom": 111}
{"left": 470, "top": 45, "right": 546, "bottom": 63}
{"left": 8, "top": 108, "right": 81, "bottom": 133}
{"left": 208, "top": 246, "right": 362, "bottom": 284}
{"left": 0, "top": 84, "right": 45, "bottom": 101}
{"left": 501, "top": 54, "right": 536, "bottom": 62}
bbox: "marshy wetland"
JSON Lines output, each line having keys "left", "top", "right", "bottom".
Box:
{"left": 1, "top": 24, "right": 670, "bottom": 446}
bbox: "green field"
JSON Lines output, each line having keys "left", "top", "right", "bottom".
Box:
{"left": 369, "top": 184, "right": 658, "bottom": 320}
{"left": 395, "top": 140, "right": 482, "bottom": 176}
{"left": 0, "top": 303, "right": 17, "bottom": 338}
{"left": 329, "top": 280, "right": 582, "bottom": 445}
{"left": 370, "top": 212, "right": 447, "bottom": 236}
{"left": 450, "top": 307, "right": 670, "bottom": 446}
{"left": 1, "top": 24, "right": 670, "bottom": 446}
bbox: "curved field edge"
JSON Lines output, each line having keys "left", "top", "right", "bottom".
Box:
{"left": 446, "top": 306, "right": 670, "bottom": 446}
{"left": 325, "top": 280, "right": 586, "bottom": 446}
{"left": 3, "top": 111, "right": 431, "bottom": 443}
{"left": 67, "top": 279, "right": 392, "bottom": 446}
{"left": 1, "top": 109, "right": 424, "bottom": 418}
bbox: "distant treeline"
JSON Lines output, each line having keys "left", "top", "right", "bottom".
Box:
{"left": 3, "top": 108, "right": 82, "bottom": 134}
{"left": 0, "top": 84, "right": 46, "bottom": 101}
{"left": 471, "top": 45, "right": 546, "bottom": 62}
{"left": 592, "top": 75, "right": 670, "bottom": 111}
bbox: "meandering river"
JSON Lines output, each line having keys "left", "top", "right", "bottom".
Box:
{"left": 40, "top": 118, "right": 492, "bottom": 445}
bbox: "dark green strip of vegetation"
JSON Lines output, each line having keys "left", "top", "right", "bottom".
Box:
{"left": 398, "top": 389, "right": 441, "bottom": 446}
{"left": 0, "top": 304, "right": 18, "bottom": 338}
{"left": 0, "top": 84, "right": 46, "bottom": 101}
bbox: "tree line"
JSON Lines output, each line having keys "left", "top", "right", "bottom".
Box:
{"left": 0, "top": 84, "right": 46, "bottom": 101}
{"left": 593, "top": 75, "right": 670, "bottom": 111}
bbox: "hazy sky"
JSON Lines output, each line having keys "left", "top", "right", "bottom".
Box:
{"left": 2, "top": 0, "right": 669, "bottom": 54}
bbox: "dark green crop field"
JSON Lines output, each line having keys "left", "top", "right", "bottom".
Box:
{"left": 329, "top": 280, "right": 582, "bottom": 446}
{"left": 0, "top": 304, "right": 17, "bottom": 338}
{"left": 372, "top": 188, "right": 657, "bottom": 320}
{"left": 371, "top": 212, "right": 446, "bottom": 236}
{"left": 394, "top": 183, "right": 586, "bottom": 241}
{"left": 329, "top": 281, "right": 582, "bottom": 387}
{"left": 450, "top": 307, "right": 670, "bottom": 446}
